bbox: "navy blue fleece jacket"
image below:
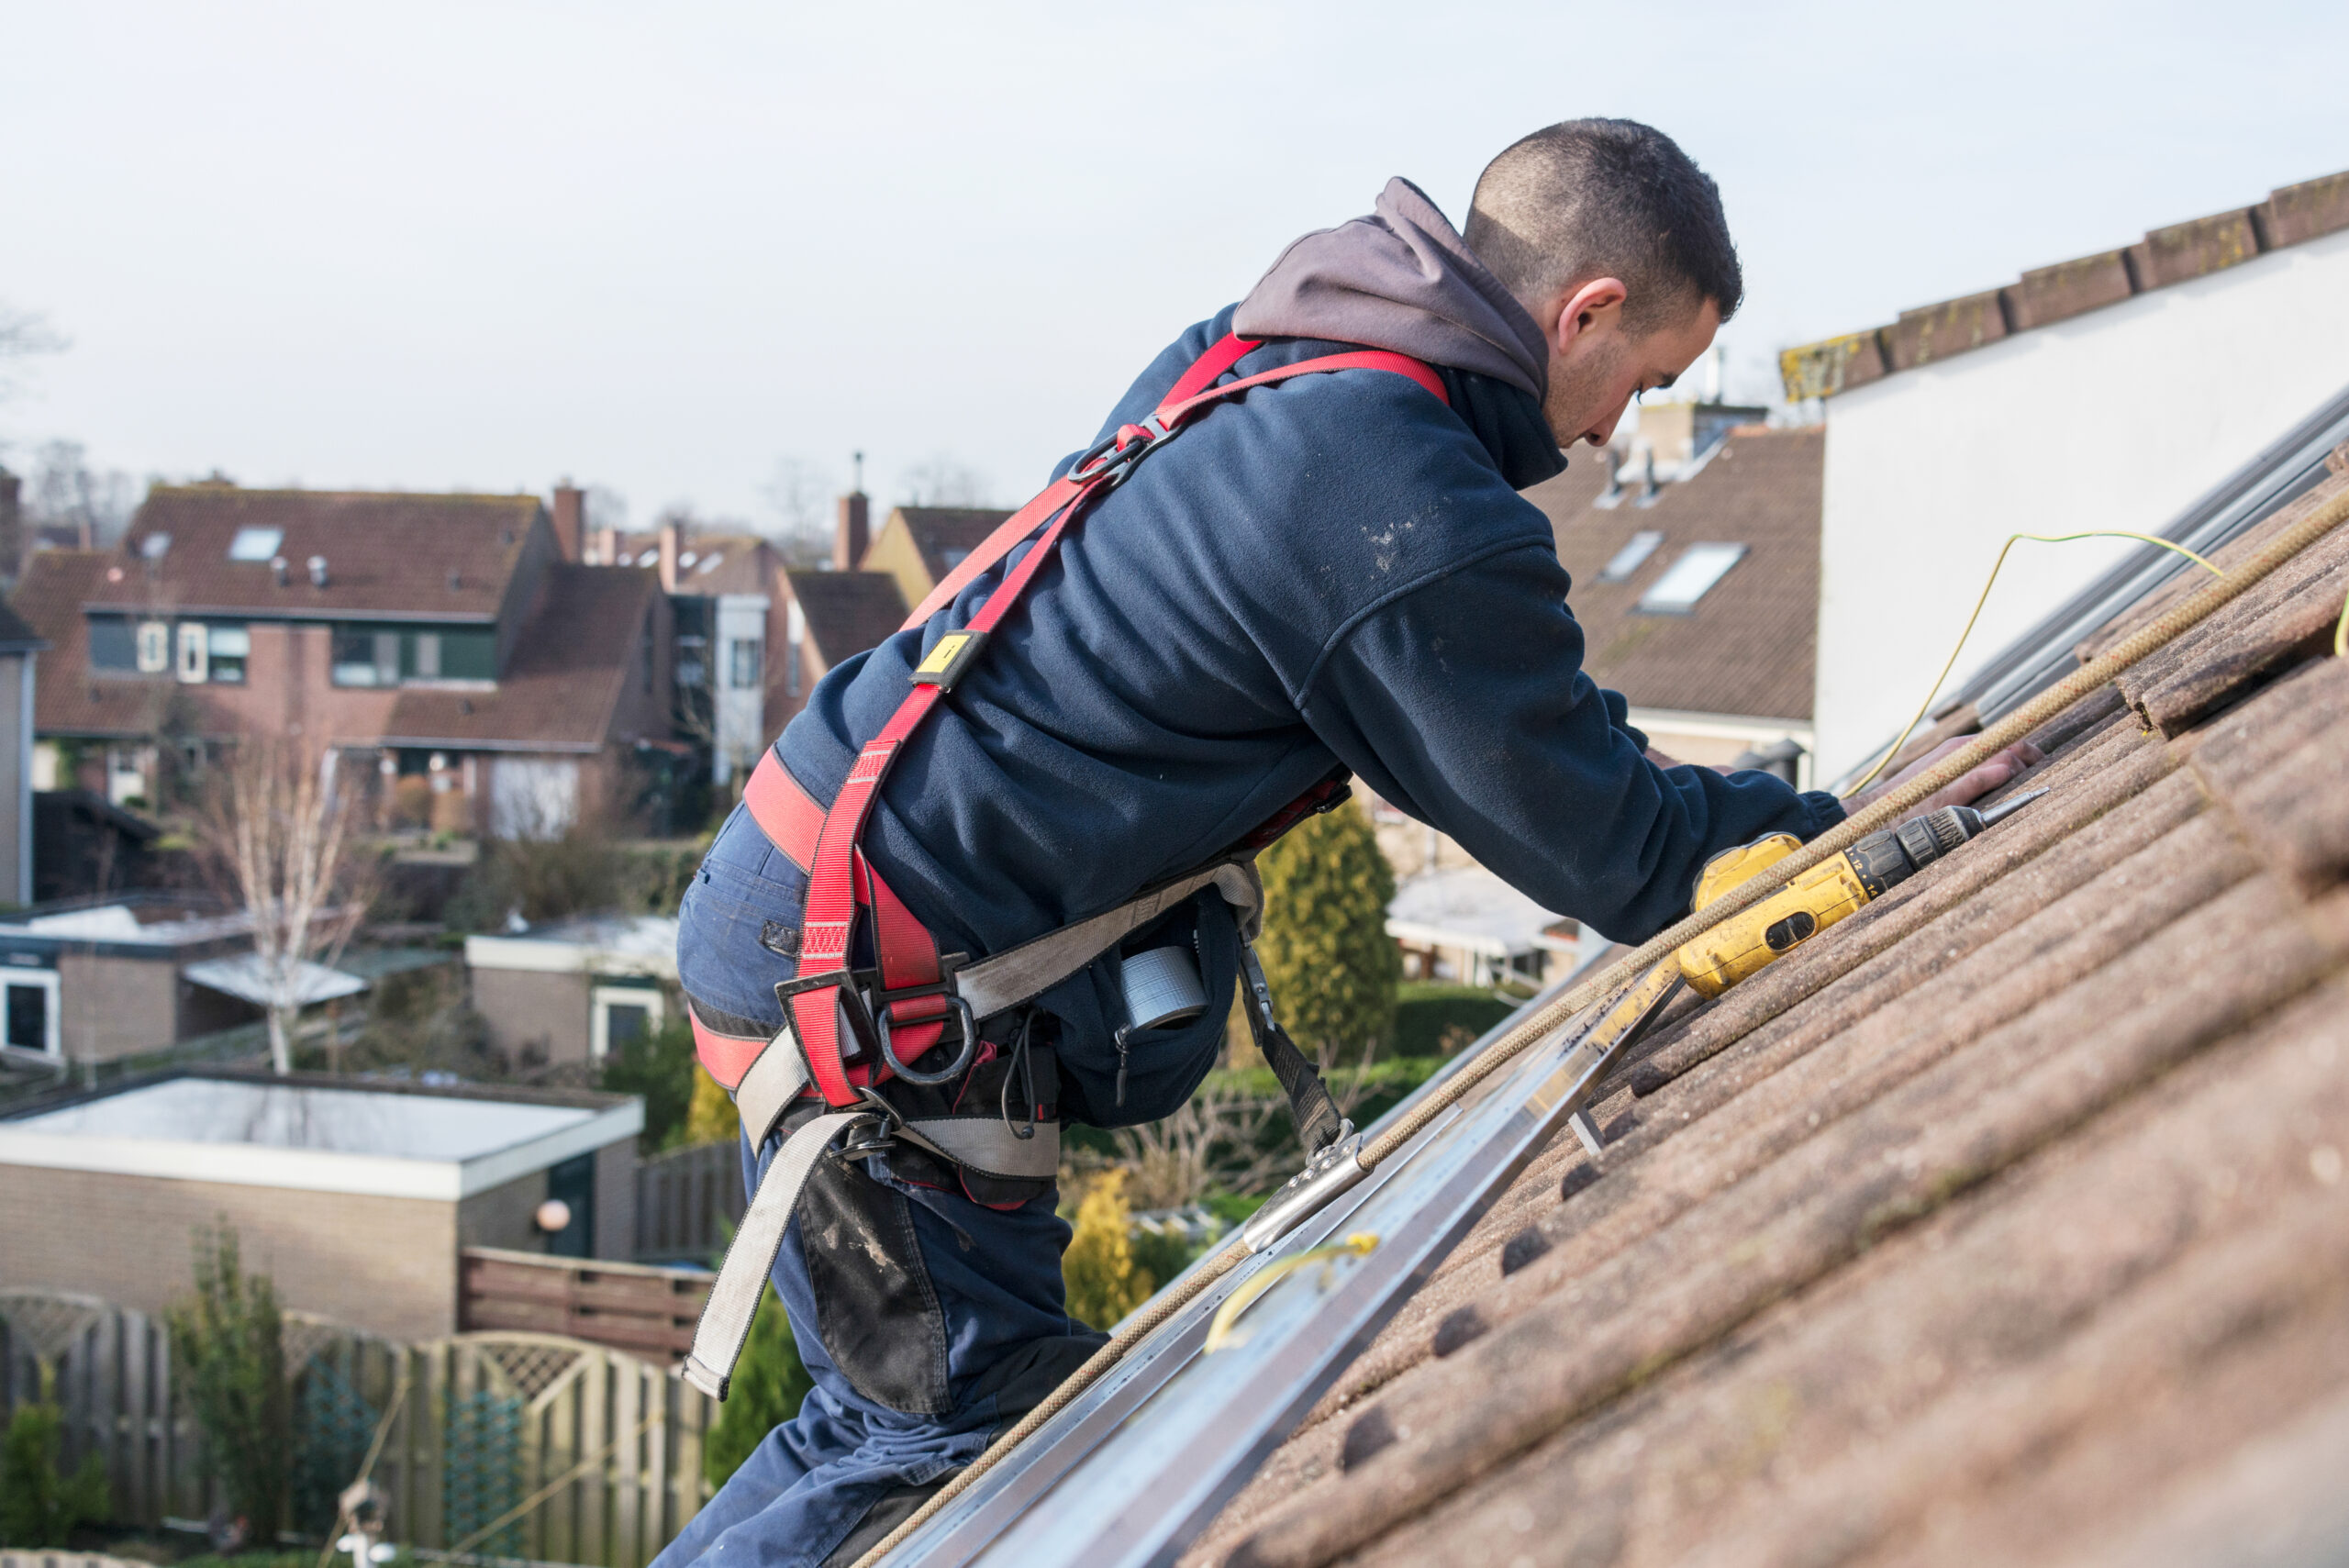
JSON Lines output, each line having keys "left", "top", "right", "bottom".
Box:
{"left": 678, "top": 182, "right": 1842, "bottom": 1125}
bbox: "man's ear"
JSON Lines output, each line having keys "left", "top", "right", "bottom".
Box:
{"left": 1553, "top": 277, "right": 1629, "bottom": 350}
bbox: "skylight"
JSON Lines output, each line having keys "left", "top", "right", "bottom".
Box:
{"left": 227, "top": 527, "right": 284, "bottom": 562}
{"left": 1638, "top": 542, "right": 1746, "bottom": 612}
{"left": 1598, "top": 530, "right": 1664, "bottom": 582}
{"left": 139, "top": 532, "right": 172, "bottom": 561}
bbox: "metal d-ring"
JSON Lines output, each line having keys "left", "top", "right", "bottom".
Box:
{"left": 878, "top": 992, "right": 979, "bottom": 1085}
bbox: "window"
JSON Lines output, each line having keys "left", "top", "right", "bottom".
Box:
{"left": 1598, "top": 530, "right": 1664, "bottom": 583}
{"left": 88, "top": 617, "right": 137, "bottom": 671}
{"left": 729, "top": 638, "right": 762, "bottom": 690}
{"left": 785, "top": 602, "right": 806, "bottom": 698}
{"left": 1, "top": 969, "right": 59, "bottom": 1055}
{"left": 139, "top": 532, "right": 172, "bottom": 562}
{"left": 1638, "top": 543, "right": 1747, "bottom": 613}
{"left": 413, "top": 631, "right": 440, "bottom": 679}
{"left": 544, "top": 1151, "right": 594, "bottom": 1258}
{"left": 206, "top": 625, "right": 250, "bottom": 684}
{"left": 331, "top": 627, "right": 399, "bottom": 686}
{"left": 136, "top": 621, "right": 170, "bottom": 673}
{"left": 175, "top": 622, "right": 208, "bottom": 683}
{"left": 227, "top": 527, "right": 284, "bottom": 562}
{"left": 590, "top": 983, "right": 666, "bottom": 1061}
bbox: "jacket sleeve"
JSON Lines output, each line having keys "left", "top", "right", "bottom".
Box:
{"left": 1299, "top": 540, "right": 1843, "bottom": 945}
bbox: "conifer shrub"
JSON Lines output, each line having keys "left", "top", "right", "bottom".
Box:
{"left": 1062, "top": 1170, "right": 1154, "bottom": 1330}
{"left": 166, "top": 1223, "right": 291, "bottom": 1544}
{"left": 1256, "top": 799, "right": 1399, "bottom": 1065}
{"left": 0, "top": 1377, "right": 109, "bottom": 1547}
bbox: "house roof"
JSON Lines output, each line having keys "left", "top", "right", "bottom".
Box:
{"left": 17, "top": 550, "right": 175, "bottom": 740}
{"left": 1783, "top": 168, "right": 2349, "bottom": 400}
{"left": 885, "top": 506, "right": 1012, "bottom": 585}
{"left": 94, "top": 484, "right": 544, "bottom": 619}
{"left": 382, "top": 564, "right": 658, "bottom": 751}
{"left": 1530, "top": 425, "right": 1821, "bottom": 723}
{"left": 674, "top": 533, "right": 779, "bottom": 597}
{"left": 785, "top": 569, "right": 907, "bottom": 668}
{"left": 0, "top": 596, "right": 47, "bottom": 655}
{"left": 1387, "top": 865, "right": 1578, "bottom": 958}
{"left": 1182, "top": 463, "right": 2349, "bottom": 1564}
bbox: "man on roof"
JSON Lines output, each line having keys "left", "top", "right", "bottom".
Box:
{"left": 660, "top": 117, "right": 2034, "bottom": 1567}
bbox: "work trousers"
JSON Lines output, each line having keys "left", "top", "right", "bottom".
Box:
{"left": 652, "top": 1097, "right": 1101, "bottom": 1568}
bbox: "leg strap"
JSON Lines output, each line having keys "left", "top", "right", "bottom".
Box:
{"left": 684, "top": 1109, "right": 871, "bottom": 1400}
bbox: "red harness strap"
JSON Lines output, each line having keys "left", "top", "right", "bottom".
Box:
{"left": 761, "top": 334, "right": 1449, "bottom": 1109}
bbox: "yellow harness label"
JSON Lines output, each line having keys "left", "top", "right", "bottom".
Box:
{"left": 911, "top": 628, "right": 989, "bottom": 689}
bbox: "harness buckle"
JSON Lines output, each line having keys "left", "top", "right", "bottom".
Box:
{"left": 774, "top": 965, "right": 883, "bottom": 1063}
{"left": 874, "top": 954, "right": 979, "bottom": 1086}
{"left": 1063, "top": 415, "right": 1173, "bottom": 491}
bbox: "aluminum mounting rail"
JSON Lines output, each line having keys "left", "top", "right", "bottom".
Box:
{"left": 879, "top": 950, "right": 1622, "bottom": 1568}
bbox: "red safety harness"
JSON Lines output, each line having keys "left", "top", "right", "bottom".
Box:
{"left": 697, "top": 333, "right": 1448, "bottom": 1109}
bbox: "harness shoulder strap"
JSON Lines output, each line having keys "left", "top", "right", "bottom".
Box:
{"left": 784, "top": 334, "right": 1448, "bottom": 1115}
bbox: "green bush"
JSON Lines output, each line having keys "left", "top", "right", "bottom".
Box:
{"left": 600, "top": 1012, "right": 698, "bottom": 1151}
{"left": 0, "top": 1384, "right": 109, "bottom": 1546}
{"left": 1256, "top": 801, "right": 1398, "bottom": 1064}
{"left": 166, "top": 1223, "right": 291, "bottom": 1544}
{"left": 1063, "top": 1171, "right": 1153, "bottom": 1330}
{"left": 1393, "top": 983, "right": 1515, "bottom": 1058}
{"left": 704, "top": 1286, "right": 813, "bottom": 1487}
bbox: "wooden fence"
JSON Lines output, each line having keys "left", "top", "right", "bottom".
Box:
{"left": 631, "top": 1140, "right": 745, "bottom": 1265}
{"left": 460, "top": 1249, "right": 713, "bottom": 1359}
{"left": 0, "top": 1291, "right": 717, "bottom": 1568}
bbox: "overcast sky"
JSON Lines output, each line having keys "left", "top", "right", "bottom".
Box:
{"left": 6, "top": 1, "right": 2346, "bottom": 531}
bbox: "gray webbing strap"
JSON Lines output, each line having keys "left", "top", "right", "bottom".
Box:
{"left": 683, "top": 1110, "right": 869, "bottom": 1400}
{"left": 896, "top": 1117, "right": 1061, "bottom": 1181}
{"left": 733, "top": 1029, "right": 811, "bottom": 1148}
{"left": 955, "top": 861, "right": 1263, "bottom": 1019}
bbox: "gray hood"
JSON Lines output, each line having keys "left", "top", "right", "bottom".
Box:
{"left": 1234, "top": 177, "right": 1550, "bottom": 402}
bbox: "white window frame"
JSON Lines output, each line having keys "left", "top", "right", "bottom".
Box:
{"left": 136, "top": 620, "right": 171, "bottom": 673}
{"left": 0, "top": 967, "right": 62, "bottom": 1056}
{"left": 589, "top": 984, "right": 665, "bottom": 1061}
{"left": 175, "top": 622, "right": 209, "bottom": 683}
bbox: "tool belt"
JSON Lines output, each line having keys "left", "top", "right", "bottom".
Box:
{"left": 682, "top": 333, "right": 1450, "bottom": 1400}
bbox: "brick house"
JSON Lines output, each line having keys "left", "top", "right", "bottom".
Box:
{"left": 12, "top": 483, "right": 673, "bottom": 838}
{"left": 861, "top": 505, "right": 1012, "bottom": 612}
{"left": 584, "top": 491, "right": 911, "bottom": 788}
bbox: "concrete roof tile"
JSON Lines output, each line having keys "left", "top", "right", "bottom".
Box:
{"left": 1186, "top": 503, "right": 2349, "bottom": 1566}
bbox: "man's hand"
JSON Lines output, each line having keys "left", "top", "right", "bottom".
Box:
{"left": 1846, "top": 736, "right": 2044, "bottom": 817}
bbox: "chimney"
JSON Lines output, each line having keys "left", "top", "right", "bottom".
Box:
{"left": 835, "top": 490, "right": 870, "bottom": 573}
{"left": 271, "top": 555, "right": 289, "bottom": 588}
{"left": 0, "top": 466, "right": 19, "bottom": 582}
{"left": 658, "top": 522, "right": 680, "bottom": 593}
{"left": 551, "top": 480, "right": 584, "bottom": 562}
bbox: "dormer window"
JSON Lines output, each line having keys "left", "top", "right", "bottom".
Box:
{"left": 176, "top": 622, "right": 208, "bottom": 683}
{"left": 227, "top": 527, "right": 284, "bottom": 562}
{"left": 136, "top": 621, "right": 171, "bottom": 673}
{"left": 1638, "top": 543, "right": 1747, "bottom": 613}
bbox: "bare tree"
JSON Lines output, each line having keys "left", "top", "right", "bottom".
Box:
{"left": 760, "top": 458, "right": 836, "bottom": 567}
{"left": 898, "top": 452, "right": 994, "bottom": 508}
{"left": 201, "top": 742, "right": 369, "bottom": 1073}
{"left": 28, "top": 439, "right": 138, "bottom": 549}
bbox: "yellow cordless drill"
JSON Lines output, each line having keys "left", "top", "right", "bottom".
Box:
{"left": 1554, "top": 786, "right": 2047, "bottom": 1157}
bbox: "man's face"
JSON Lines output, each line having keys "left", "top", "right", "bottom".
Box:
{"left": 1541, "top": 287, "right": 1722, "bottom": 450}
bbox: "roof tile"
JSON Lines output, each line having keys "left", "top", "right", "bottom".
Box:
{"left": 2005, "top": 247, "right": 2137, "bottom": 330}
{"left": 2128, "top": 206, "right": 2266, "bottom": 290}
{"left": 103, "top": 486, "right": 543, "bottom": 619}
{"left": 1186, "top": 504, "right": 2349, "bottom": 1567}
{"left": 1885, "top": 287, "right": 2009, "bottom": 373}
{"left": 785, "top": 570, "right": 907, "bottom": 667}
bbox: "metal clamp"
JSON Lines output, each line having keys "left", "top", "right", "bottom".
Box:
{"left": 1240, "top": 1123, "right": 1367, "bottom": 1254}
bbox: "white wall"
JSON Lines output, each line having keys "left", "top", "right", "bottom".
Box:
{"left": 1816, "top": 228, "right": 2349, "bottom": 779}
{"left": 714, "top": 592, "right": 771, "bottom": 780}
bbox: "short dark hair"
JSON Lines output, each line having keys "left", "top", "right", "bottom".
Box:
{"left": 1464, "top": 118, "right": 1742, "bottom": 332}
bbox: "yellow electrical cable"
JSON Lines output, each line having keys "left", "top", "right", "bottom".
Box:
{"left": 1204, "top": 1232, "right": 1378, "bottom": 1352}
{"left": 1843, "top": 531, "right": 2228, "bottom": 796}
